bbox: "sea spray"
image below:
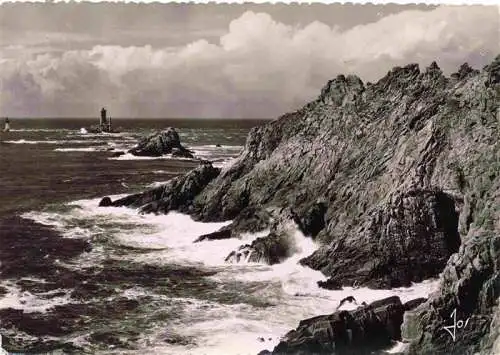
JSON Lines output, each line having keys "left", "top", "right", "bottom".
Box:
{"left": 20, "top": 197, "right": 441, "bottom": 355}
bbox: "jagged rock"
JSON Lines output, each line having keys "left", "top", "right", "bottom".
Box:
{"left": 405, "top": 235, "right": 500, "bottom": 354}
{"left": 128, "top": 127, "right": 194, "bottom": 158}
{"left": 225, "top": 230, "right": 295, "bottom": 265}
{"left": 302, "top": 189, "right": 461, "bottom": 289}
{"left": 295, "top": 201, "right": 327, "bottom": 238}
{"left": 451, "top": 63, "right": 479, "bottom": 81}
{"left": 221, "top": 206, "right": 272, "bottom": 234}
{"left": 225, "top": 213, "right": 303, "bottom": 264}
{"left": 193, "top": 229, "right": 232, "bottom": 243}
{"left": 403, "top": 298, "right": 427, "bottom": 311}
{"left": 270, "top": 296, "right": 405, "bottom": 354}
{"left": 317, "top": 279, "right": 343, "bottom": 290}
{"left": 108, "top": 57, "right": 499, "bottom": 353}
{"left": 102, "top": 163, "right": 220, "bottom": 215}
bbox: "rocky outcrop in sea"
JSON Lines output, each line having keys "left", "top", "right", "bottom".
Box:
{"left": 100, "top": 56, "right": 500, "bottom": 354}
{"left": 128, "top": 127, "right": 194, "bottom": 158}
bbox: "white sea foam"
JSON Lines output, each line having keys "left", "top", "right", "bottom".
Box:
{"left": 54, "top": 147, "right": 105, "bottom": 152}
{"left": 9, "top": 128, "right": 70, "bottom": 133}
{"left": 384, "top": 341, "right": 410, "bottom": 354}
{"left": 109, "top": 152, "right": 199, "bottom": 161}
{"left": 21, "top": 195, "right": 441, "bottom": 354}
{"left": 152, "top": 170, "right": 177, "bottom": 175}
{"left": 212, "top": 158, "right": 236, "bottom": 169}
{"left": 146, "top": 181, "right": 170, "bottom": 188}
{"left": 0, "top": 280, "right": 72, "bottom": 313}
{"left": 4, "top": 139, "right": 106, "bottom": 145}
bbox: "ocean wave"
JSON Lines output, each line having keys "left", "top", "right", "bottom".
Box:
{"left": 20, "top": 196, "right": 441, "bottom": 355}
{"left": 0, "top": 280, "right": 73, "bottom": 313}
{"left": 188, "top": 144, "right": 243, "bottom": 158}
{"left": 4, "top": 139, "right": 107, "bottom": 145}
{"left": 9, "top": 128, "right": 71, "bottom": 133}
{"left": 54, "top": 147, "right": 108, "bottom": 152}
{"left": 108, "top": 152, "right": 200, "bottom": 161}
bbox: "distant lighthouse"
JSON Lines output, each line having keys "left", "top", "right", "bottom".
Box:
{"left": 3, "top": 118, "right": 10, "bottom": 132}
{"left": 88, "top": 108, "right": 116, "bottom": 133}
{"left": 99, "top": 107, "right": 112, "bottom": 132}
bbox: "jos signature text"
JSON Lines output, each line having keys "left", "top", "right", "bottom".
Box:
{"left": 443, "top": 308, "right": 471, "bottom": 342}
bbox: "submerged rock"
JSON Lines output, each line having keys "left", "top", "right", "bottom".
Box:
{"left": 129, "top": 127, "right": 194, "bottom": 158}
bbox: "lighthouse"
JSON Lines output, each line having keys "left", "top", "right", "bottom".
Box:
{"left": 3, "top": 118, "right": 10, "bottom": 132}
{"left": 100, "top": 108, "right": 112, "bottom": 132}
{"left": 88, "top": 108, "right": 116, "bottom": 133}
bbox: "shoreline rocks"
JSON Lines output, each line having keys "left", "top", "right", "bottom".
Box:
{"left": 100, "top": 162, "right": 220, "bottom": 214}
{"left": 300, "top": 188, "right": 461, "bottom": 289}
{"left": 404, "top": 234, "right": 499, "bottom": 355}
{"left": 225, "top": 230, "right": 295, "bottom": 265}
{"left": 269, "top": 296, "right": 406, "bottom": 355}
{"left": 99, "top": 56, "right": 500, "bottom": 354}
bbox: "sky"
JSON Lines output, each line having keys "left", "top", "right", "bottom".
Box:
{"left": 0, "top": 3, "right": 498, "bottom": 118}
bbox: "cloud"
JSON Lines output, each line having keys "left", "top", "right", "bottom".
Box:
{"left": 0, "top": 6, "right": 498, "bottom": 118}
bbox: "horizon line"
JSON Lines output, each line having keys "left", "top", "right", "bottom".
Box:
{"left": 2, "top": 116, "right": 274, "bottom": 120}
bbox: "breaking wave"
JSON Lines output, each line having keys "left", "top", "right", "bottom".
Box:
{"left": 19, "top": 196, "right": 441, "bottom": 354}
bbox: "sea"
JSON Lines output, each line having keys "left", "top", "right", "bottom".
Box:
{"left": 0, "top": 118, "right": 439, "bottom": 355}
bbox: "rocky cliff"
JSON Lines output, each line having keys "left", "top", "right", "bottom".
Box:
{"left": 102, "top": 56, "right": 499, "bottom": 354}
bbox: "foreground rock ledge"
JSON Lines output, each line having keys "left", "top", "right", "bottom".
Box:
{"left": 404, "top": 234, "right": 500, "bottom": 355}
{"left": 267, "top": 296, "right": 406, "bottom": 355}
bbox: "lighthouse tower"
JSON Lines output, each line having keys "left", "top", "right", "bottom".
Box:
{"left": 3, "top": 118, "right": 10, "bottom": 132}
{"left": 100, "top": 107, "right": 107, "bottom": 128}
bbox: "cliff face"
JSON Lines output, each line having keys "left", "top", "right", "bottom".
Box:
{"left": 105, "top": 56, "right": 499, "bottom": 354}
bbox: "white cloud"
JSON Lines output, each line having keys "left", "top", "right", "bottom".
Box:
{"left": 0, "top": 6, "right": 498, "bottom": 118}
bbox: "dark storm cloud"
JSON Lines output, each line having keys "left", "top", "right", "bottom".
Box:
{"left": 0, "top": 3, "right": 498, "bottom": 118}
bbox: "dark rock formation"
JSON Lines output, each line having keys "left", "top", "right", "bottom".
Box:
{"left": 403, "top": 235, "right": 500, "bottom": 355}
{"left": 128, "top": 127, "right": 194, "bottom": 158}
{"left": 225, "top": 211, "right": 302, "bottom": 264}
{"left": 106, "top": 57, "right": 500, "bottom": 353}
{"left": 271, "top": 296, "right": 405, "bottom": 355}
{"left": 101, "top": 163, "right": 220, "bottom": 215}
{"left": 111, "top": 151, "right": 125, "bottom": 158}
{"left": 295, "top": 201, "right": 327, "bottom": 238}
{"left": 193, "top": 229, "right": 232, "bottom": 243}
{"left": 403, "top": 297, "right": 427, "bottom": 311}
{"left": 98, "top": 196, "right": 113, "bottom": 207}
{"left": 301, "top": 188, "right": 461, "bottom": 289}
{"left": 225, "top": 230, "right": 294, "bottom": 265}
